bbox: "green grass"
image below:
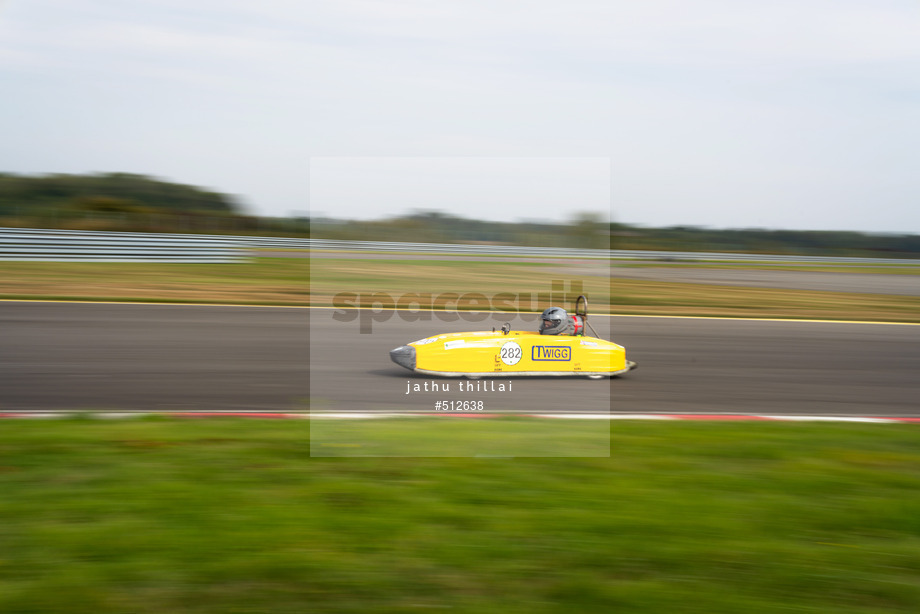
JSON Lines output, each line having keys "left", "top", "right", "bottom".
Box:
{"left": 1, "top": 418, "right": 920, "bottom": 613}
{"left": 310, "top": 414, "right": 611, "bottom": 457}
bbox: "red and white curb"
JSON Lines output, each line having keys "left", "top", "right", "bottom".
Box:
{"left": 0, "top": 412, "right": 918, "bottom": 423}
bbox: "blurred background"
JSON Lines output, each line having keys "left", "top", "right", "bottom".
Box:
{"left": 2, "top": 1, "right": 919, "bottom": 238}
{"left": 2, "top": 3, "right": 920, "bottom": 612}
{"left": 1, "top": 169, "right": 919, "bottom": 256}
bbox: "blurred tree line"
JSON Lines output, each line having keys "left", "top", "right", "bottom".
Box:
{"left": 312, "top": 211, "right": 920, "bottom": 258}
{"left": 0, "top": 172, "right": 306, "bottom": 236}
{"left": 309, "top": 211, "right": 612, "bottom": 249}
{"left": 607, "top": 225, "right": 920, "bottom": 258}
{"left": 0, "top": 172, "right": 234, "bottom": 213}
{"left": 1, "top": 172, "right": 918, "bottom": 257}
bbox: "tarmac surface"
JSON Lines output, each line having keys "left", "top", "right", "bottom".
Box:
{"left": 2, "top": 301, "right": 918, "bottom": 415}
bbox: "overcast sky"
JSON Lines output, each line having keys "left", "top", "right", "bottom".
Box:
{"left": 2, "top": 1, "right": 918, "bottom": 231}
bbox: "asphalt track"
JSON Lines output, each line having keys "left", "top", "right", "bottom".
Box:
{"left": 2, "top": 301, "right": 919, "bottom": 416}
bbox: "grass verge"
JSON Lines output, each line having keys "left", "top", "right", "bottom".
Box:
{"left": 0, "top": 259, "right": 311, "bottom": 305}
{"left": 2, "top": 257, "right": 919, "bottom": 322}
{"left": 1, "top": 418, "right": 919, "bottom": 613}
{"left": 615, "top": 262, "right": 920, "bottom": 274}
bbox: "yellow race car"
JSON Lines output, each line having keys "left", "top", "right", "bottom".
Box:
{"left": 389, "top": 296, "right": 637, "bottom": 379}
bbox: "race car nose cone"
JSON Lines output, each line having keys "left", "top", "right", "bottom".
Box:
{"left": 389, "top": 345, "right": 416, "bottom": 371}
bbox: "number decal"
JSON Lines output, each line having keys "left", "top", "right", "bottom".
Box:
{"left": 499, "top": 341, "right": 523, "bottom": 366}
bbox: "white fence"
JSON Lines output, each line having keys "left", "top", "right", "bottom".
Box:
{"left": 302, "top": 239, "right": 920, "bottom": 264}
{"left": 0, "top": 228, "right": 245, "bottom": 262}
{"left": 1, "top": 228, "right": 917, "bottom": 264}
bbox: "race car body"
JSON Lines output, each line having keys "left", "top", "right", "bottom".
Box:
{"left": 389, "top": 296, "right": 637, "bottom": 379}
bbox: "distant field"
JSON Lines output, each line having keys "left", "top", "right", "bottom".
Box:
{"left": 1, "top": 417, "right": 919, "bottom": 613}
{"left": 1, "top": 256, "right": 919, "bottom": 322}
{"left": 616, "top": 261, "right": 920, "bottom": 275}
{"left": 0, "top": 258, "right": 311, "bottom": 305}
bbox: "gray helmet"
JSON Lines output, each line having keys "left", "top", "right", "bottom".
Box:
{"left": 540, "top": 307, "right": 568, "bottom": 335}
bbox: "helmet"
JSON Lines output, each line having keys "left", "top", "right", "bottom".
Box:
{"left": 540, "top": 307, "right": 569, "bottom": 335}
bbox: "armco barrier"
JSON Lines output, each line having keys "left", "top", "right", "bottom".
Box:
{"left": 1, "top": 228, "right": 917, "bottom": 264}
{"left": 0, "top": 228, "right": 245, "bottom": 262}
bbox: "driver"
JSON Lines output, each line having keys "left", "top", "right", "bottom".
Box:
{"left": 540, "top": 307, "right": 573, "bottom": 335}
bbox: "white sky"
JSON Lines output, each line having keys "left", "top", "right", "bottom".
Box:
{"left": 1, "top": 1, "right": 918, "bottom": 231}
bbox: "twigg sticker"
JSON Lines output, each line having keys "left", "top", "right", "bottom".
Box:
{"left": 499, "top": 341, "right": 523, "bottom": 366}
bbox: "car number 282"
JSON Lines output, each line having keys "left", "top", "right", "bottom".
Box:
{"left": 499, "top": 341, "right": 523, "bottom": 366}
